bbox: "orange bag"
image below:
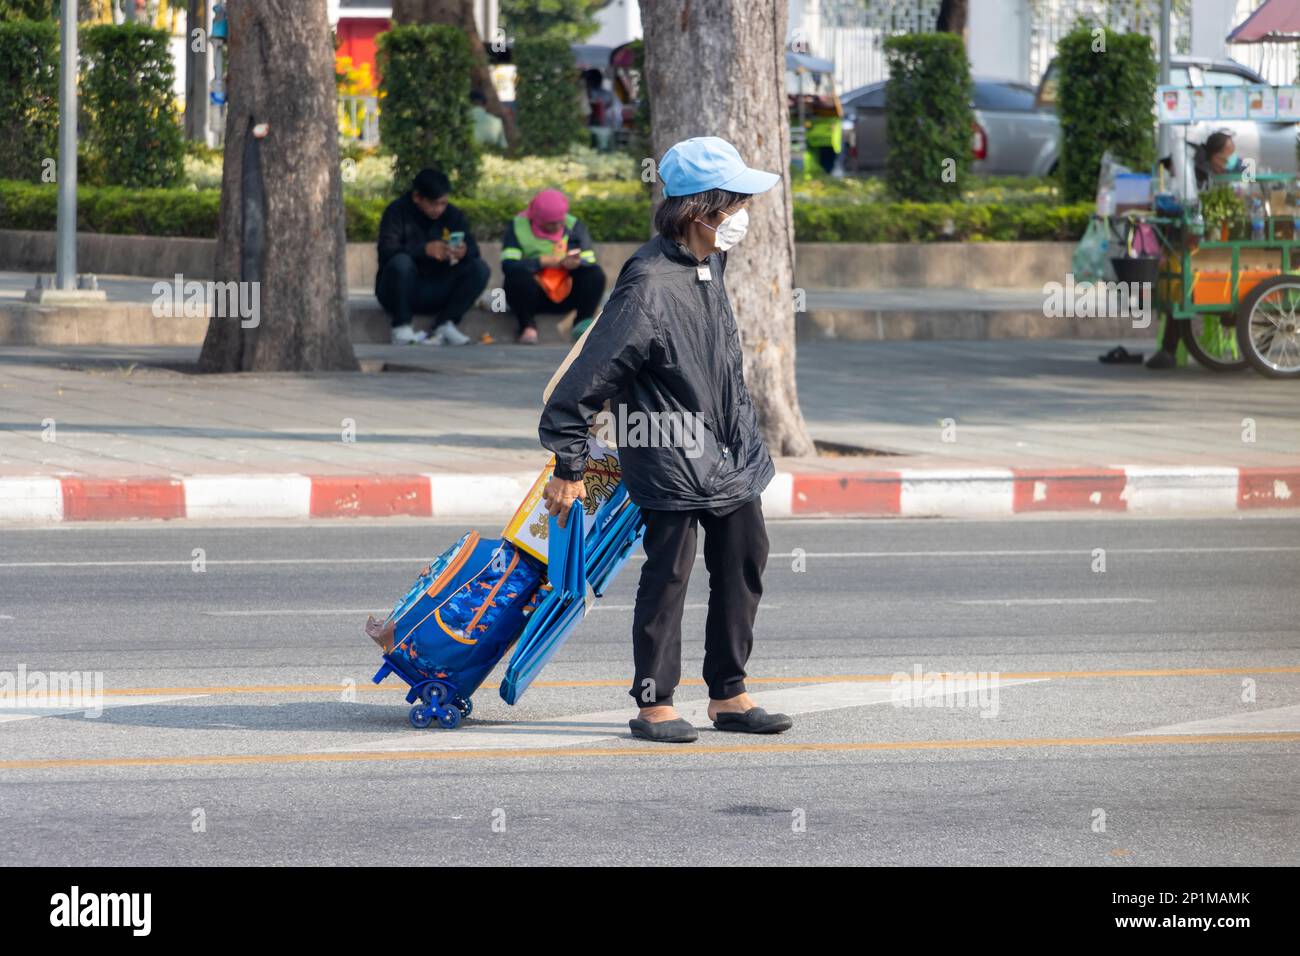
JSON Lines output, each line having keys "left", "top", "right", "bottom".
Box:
{"left": 535, "top": 267, "right": 573, "bottom": 304}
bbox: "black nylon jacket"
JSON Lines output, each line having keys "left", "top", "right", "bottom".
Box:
{"left": 538, "top": 233, "right": 774, "bottom": 512}
{"left": 375, "top": 192, "right": 481, "bottom": 281}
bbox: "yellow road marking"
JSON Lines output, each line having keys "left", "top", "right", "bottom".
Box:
{"left": 95, "top": 666, "right": 1300, "bottom": 697}
{"left": 2, "top": 732, "right": 1297, "bottom": 771}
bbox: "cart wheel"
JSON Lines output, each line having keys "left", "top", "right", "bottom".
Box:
{"left": 409, "top": 705, "right": 433, "bottom": 729}
{"left": 1236, "top": 276, "right": 1300, "bottom": 378}
{"left": 437, "top": 706, "right": 462, "bottom": 730}
{"left": 1182, "top": 313, "right": 1248, "bottom": 372}
{"left": 419, "top": 682, "right": 444, "bottom": 707}
{"left": 453, "top": 696, "right": 473, "bottom": 718}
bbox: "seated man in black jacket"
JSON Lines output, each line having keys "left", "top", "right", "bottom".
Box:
{"left": 375, "top": 168, "right": 489, "bottom": 345}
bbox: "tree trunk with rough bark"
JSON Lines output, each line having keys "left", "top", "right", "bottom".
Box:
{"left": 937, "top": 0, "right": 968, "bottom": 34}
{"left": 391, "top": 0, "right": 519, "bottom": 151}
{"left": 640, "top": 0, "right": 815, "bottom": 457}
{"left": 198, "top": 0, "right": 357, "bottom": 372}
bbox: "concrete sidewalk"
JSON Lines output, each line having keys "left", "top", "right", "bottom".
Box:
{"left": 0, "top": 338, "right": 1297, "bottom": 522}
{"left": 0, "top": 270, "right": 1133, "bottom": 346}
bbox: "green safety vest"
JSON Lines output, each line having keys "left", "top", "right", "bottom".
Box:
{"left": 502, "top": 214, "right": 596, "bottom": 265}
{"left": 804, "top": 114, "right": 842, "bottom": 152}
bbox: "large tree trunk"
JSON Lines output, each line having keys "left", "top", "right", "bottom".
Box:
{"left": 641, "top": 0, "right": 815, "bottom": 457}
{"left": 199, "top": 0, "right": 357, "bottom": 373}
{"left": 391, "top": 0, "right": 519, "bottom": 151}
{"left": 937, "top": 0, "right": 968, "bottom": 34}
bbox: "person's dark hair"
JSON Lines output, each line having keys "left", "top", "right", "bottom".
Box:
{"left": 582, "top": 68, "right": 603, "bottom": 90}
{"left": 470, "top": 89, "right": 486, "bottom": 106}
{"left": 412, "top": 167, "right": 451, "bottom": 200}
{"left": 653, "top": 188, "right": 749, "bottom": 242}
{"left": 1205, "top": 130, "right": 1234, "bottom": 160}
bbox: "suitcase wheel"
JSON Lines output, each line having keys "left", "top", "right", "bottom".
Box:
{"left": 452, "top": 696, "right": 472, "bottom": 719}
{"left": 409, "top": 705, "right": 434, "bottom": 729}
{"left": 436, "top": 706, "right": 462, "bottom": 730}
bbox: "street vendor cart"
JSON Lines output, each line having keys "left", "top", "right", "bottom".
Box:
{"left": 1152, "top": 171, "right": 1300, "bottom": 378}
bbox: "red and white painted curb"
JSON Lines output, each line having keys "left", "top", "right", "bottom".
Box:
{"left": 1, "top": 466, "right": 1297, "bottom": 523}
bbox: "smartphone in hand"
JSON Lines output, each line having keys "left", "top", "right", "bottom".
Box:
{"left": 445, "top": 231, "right": 466, "bottom": 264}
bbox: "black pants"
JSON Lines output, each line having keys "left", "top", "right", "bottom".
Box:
{"left": 816, "top": 146, "right": 838, "bottom": 175}
{"left": 630, "top": 494, "right": 769, "bottom": 708}
{"left": 375, "top": 252, "right": 489, "bottom": 329}
{"left": 503, "top": 264, "right": 605, "bottom": 333}
{"left": 1160, "top": 315, "right": 1181, "bottom": 352}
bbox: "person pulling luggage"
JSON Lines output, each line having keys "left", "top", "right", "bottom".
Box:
{"left": 538, "top": 137, "right": 793, "bottom": 744}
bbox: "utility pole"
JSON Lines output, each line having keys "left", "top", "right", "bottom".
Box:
{"left": 56, "top": 0, "right": 77, "bottom": 290}
{"left": 27, "top": 0, "right": 105, "bottom": 304}
{"left": 185, "top": 0, "right": 210, "bottom": 142}
{"left": 1158, "top": 0, "right": 1172, "bottom": 165}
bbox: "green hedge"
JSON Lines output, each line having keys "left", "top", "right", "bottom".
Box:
{"left": 883, "top": 33, "right": 972, "bottom": 202}
{"left": 0, "top": 1, "right": 53, "bottom": 19}
{"left": 378, "top": 25, "right": 478, "bottom": 194}
{"left": 0, "top": 19, "right": 57, "bottom": 182}
{"left": 794, "top": 200, "right": 1092, "bottom": 242}
{"left": 513, "top": 35, "right": 586, "bottom": 157}
{"left": 0, "top": 179, "right": 1091, "bottom": 243}
{"left": 1056, "top": 26, "right": 1156, "bottom": 203}
{"left": 0, "top": 180, "right": 220, "bottom": 235}
{"left": 80, "top": 23, "right": 184, "bottom": 188}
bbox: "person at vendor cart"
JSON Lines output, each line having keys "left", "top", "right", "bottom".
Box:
{"left": 1193, "top": 130, "right": 1238, "bottom": 191}
{"left": 1145, "top": 131, "right": 1239, "bottom": 370}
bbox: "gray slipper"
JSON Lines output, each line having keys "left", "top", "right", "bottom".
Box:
{"left": 712, "top": 707, "right": 793, "bottom": 734}
{"left": 629, "top": 717, "right": 699, "bottom": 743}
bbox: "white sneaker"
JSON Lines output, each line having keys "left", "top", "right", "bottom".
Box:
{"left": 432, "top": 321, "right": 471, "bottom": 346}
{"left": 391, "top": 324, "right": 428, "bottom": 345}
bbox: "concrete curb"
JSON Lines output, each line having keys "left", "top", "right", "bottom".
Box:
{"left": 2, "top": 466, "right": 1296, "bottom": 523}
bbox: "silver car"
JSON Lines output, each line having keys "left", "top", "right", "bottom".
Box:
{"left": 843, "top": 78, "right": 1059, "bottom": 176}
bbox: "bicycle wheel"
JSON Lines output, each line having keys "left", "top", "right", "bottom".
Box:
{"left": 1236, "top": 276, "right": 1300, "bottom": 378}
{"left": 1182, "top": 312, "right": 1248, "bottom": 372}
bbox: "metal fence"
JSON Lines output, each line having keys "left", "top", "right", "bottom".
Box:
{"left": 1027, "top": 0, "right": 1192, "bottom": 84}
{"left": 795, "top": 0, "right": 941, "bottom": 95}
{"left": 803, "top": 0, "right": 1295, "bottom": 93}
{"left": 339, "top": 94, "right": 380, "bottom": 148}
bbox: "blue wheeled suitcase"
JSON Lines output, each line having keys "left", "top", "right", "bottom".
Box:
{"left": 366, "top": 465, "right": 645, "bottom": 729}
{"left": 366, "top": 532, "right": 546, "bottom": 728}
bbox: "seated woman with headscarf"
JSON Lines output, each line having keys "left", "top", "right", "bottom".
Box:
{"left": 500, "top": 189, "right": 607, "bottom": 344}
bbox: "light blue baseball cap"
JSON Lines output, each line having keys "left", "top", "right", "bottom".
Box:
{"left": 659, "top": 136, "right": 781, "bottom": 198}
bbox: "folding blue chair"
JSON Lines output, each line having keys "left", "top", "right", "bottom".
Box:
{"left": 500, "top": 483, "right": 645, "bottom": 704}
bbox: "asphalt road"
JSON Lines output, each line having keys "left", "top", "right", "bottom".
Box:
{"left": 0, "top": 514, "right": 1297, "bottom": 866}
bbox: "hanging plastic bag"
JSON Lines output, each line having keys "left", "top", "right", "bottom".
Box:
{"left": 1124, "top": 220, "right": 1160, "bottom": 258}
{"left": 1072, "top": 217, "right": 1110, "bottom": 284}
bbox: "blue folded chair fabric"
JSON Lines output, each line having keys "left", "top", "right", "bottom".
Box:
{"left": 500, "top": 484, "right": 645, "bottom": 705}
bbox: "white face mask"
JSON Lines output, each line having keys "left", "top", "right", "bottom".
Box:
{"left": 696, "top": 207, "right": 750, "bottom": 251}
